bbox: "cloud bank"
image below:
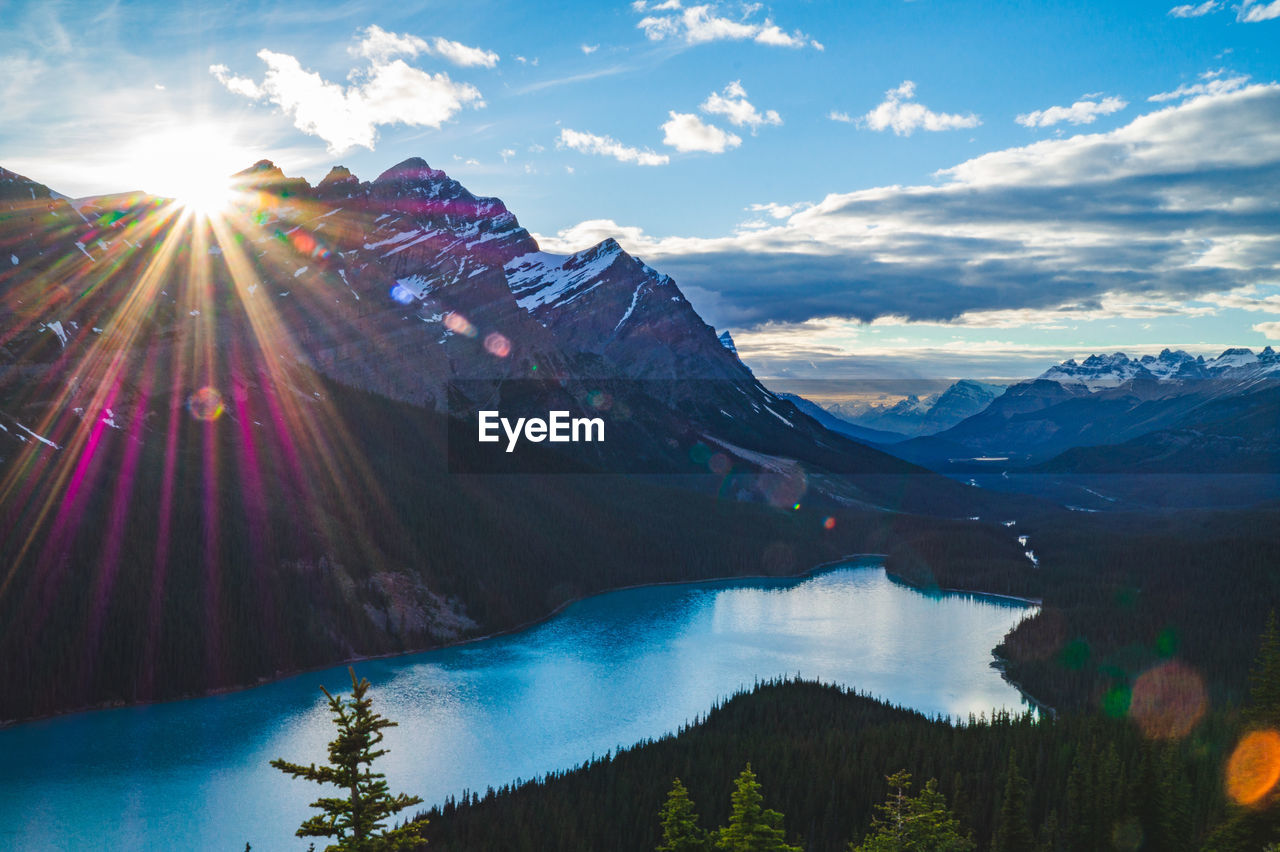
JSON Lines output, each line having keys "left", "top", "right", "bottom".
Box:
{"left": 538, "top": 85, "right": 1280, "bottom": 332}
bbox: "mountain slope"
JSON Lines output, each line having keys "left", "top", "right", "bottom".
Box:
{"left": 1035, "top": 383, "right": 1280, "bottom": 473}
{"left": 773, "top": 392, "right": 907, "bottom": 444}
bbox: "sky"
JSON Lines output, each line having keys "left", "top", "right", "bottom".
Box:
{"left": 2, "top": 0, "right": 1279, "bottom": 380}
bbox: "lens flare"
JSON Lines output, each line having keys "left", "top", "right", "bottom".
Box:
{"left": 823, "top": 516, "right": 836, "bottom": 530}
{"left": 1226, "top": 729, "right": 1280, "bottom": 806}
{"left": 188, "top": 387, "right": 225, "bottom": 421}
{"left": 444, "top": 312, "right": 476, "bottom": 337}
{"left": 484, "top": 332, "right": 511, "bottom": 357}
{"left": 1128, "top": 660, "right": 1207, "bottom": 739}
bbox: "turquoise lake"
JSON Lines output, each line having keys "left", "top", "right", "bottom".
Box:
{"left": 0, "top": 559, "right": 1035, "bottom": 851}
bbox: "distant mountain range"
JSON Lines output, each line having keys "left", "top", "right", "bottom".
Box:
{"left": 819, "top": 379, "right": 1006, "bottom": 439}
{"left": 1039, "top": 347, "right": 1279, "bottom": 390}
{"left": 888, "top": 347, "right": 1280, "bottom": 474}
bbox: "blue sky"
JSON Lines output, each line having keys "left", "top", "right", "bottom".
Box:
{"left": 3, "top": 0, "right": 1279, "bottom": 378}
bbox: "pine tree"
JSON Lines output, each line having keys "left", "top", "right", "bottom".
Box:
{"left": 715, "top": 764, "right": 800, "bottom": 852}
{"left": 852, "top": 771, "right": 974, "bottom": 852}
{"left": 271, "top": 667, "right": 426, "bottom": 851}
{"left": 1151, "top": 745, "right": 1191, "bottom": 852}
{"left": 993, "top": 751, "right": 1036, "bottom": 852}
{"left": 658, "top": 778, "right": 709, "bottom": 852}
{"left": 1035, "top": 809, "right": 1058, "bottom": 852}
{"left": 1247, "top": 611, "right": 1280, "bottom": 729}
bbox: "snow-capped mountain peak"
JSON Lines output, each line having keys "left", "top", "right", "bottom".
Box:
{"left": 1207, "top": 347, "right": 1258, "bottom": 370}
{"left": 1038, "top": 347, "right": 1280, "bottom": 391}
{"left": 1038, "top": 353, "right": 1147, "bottom": 390}
{"left": 506, "top": 239, "right": 627, "bottom": 313}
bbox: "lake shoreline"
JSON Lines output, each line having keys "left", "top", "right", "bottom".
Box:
{"left": 884, "top": 569, "right": 1053, "bottom": 716}
{"left": 3, "top": 553, "right": 892, "bottom": 729}
{"left": 883, "top": 570, "right": 1043, "bottom": 607}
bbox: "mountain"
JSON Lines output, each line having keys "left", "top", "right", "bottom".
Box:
{"left": 0, "top": 158, "right": 1012, "bottom": 721}
{"left": 917, "top": 379, "right": 1006, "bottom": 434}
{"left": 773, "top": 393, "right": 907, "bottom": 444}
{"left": 1034, "top": 383, "right": 1280, "bottom": 474}
{"left": 824, "top": 379, "right": 1004, "bottom": 438}
{"left": 1039, "top": 347, "right": 1280, "bottom": 390}
{"left": 3, "top": 157, "right": 927, "bottom": 475}
{"left": 888, "top": 348, "right": 1280, "bottom": 472}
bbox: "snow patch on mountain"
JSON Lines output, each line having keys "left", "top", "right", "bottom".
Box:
{"left": 506, "top": 240, "right": 623, "bottom": 313}
{"left": 42, "top": 321, "right": 68, "bottom": 348}
{"left": 16, "top": 422, "right": 60, "bottom": 449}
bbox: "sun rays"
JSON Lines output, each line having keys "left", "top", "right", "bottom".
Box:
{"left": 0, "top": 171, "right": 444, "bottom": 685}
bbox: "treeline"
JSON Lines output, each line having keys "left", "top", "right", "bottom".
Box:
{"left": 419, "top": 678, "right": 1235, "bottom": 851}
{"left": 884, "top": 501, "right": 1280, "bottom": 714}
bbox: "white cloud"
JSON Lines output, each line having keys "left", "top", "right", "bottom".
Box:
{"left": 828, "top": 110, "right": 853, "bottom": 123}
{"left": 748, "top": 202, "right": 812, "bottom": 219}
{"left": 1016, "top": 95, "right": 1128, "bottom": 128}
{"left": 1209, "top": 286, "right": 1280, "bottom": 312}
{"left": 499, "top": 147, "right": 516, "bottom": 161}
{"left": 1254, "top": 321, "right": 1280, "bottom": 339}
{"left": 661, "top": 111, "right": 741, "bottom": 153}
{"left": 1168, "top": 1, "right": 1219, "bottom": 16}
{"left": 209, "top": 64, "right": 262, "bottom": 98}
{"left": 353, "top": 25, "right": 428, "bottom": 62}
{"left": 557, "top": 128, "right": 670, "bottom": 165}
{"left": 635, "top": 2, "right": 822, "bottom": 49}
{"left": 701, "top": 80, "right": 781, "bottom": 131}
{"left": 428, "top": 37, "right": 500, "bottom": 68}
{"left": 861, "top": 80, "right": 980, "bottom": 136}
{"left": 538, "top": 84, "right": 1280, "bottom": 335}
{"left": 581, "top": 43, "right": 599, "bottom": 54}
{"left": 352, "top": 26, "right": 499, "bottom": 68}
{"left": 534, "top": 218, "right": 660, "bottom": 254}
{"left": 211, "top": 37, "right": 484, "bottom": 153}
{"left": 1149, "top": 70, "right": 1251, "bottom": 102}
{"left": 1240, "top": 0, "right": 1280, "bottom": 21}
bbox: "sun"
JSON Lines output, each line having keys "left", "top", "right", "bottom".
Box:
{"left": 124, "top": 122, "right": 252, "bottom": 216}
{"left": 171, "top": 172, "right": 235, "bottom": 215}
